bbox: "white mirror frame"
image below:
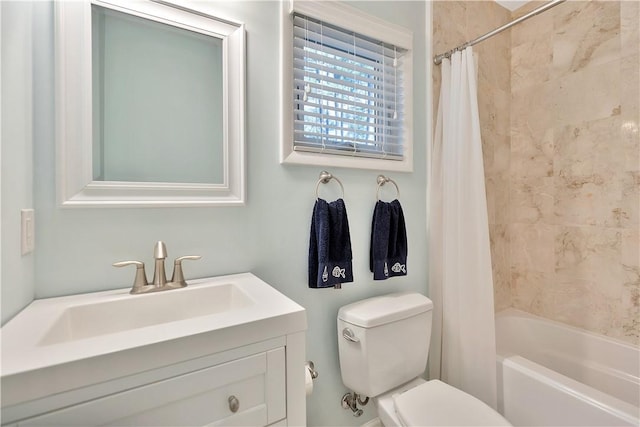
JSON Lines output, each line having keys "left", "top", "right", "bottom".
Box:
{"left": 55, "top": 0, "right": 245, "bottom": 207}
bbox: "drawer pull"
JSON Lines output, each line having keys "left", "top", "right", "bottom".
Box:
{"left": 228, "top": 395, "right": 240, "bottom": 413}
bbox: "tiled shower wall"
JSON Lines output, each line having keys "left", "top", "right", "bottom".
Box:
{"left": 432, "top": 1, "right": 639, "bottom": 344}
{"left": 509, "top": 1, "right": 639, "bottom": 344}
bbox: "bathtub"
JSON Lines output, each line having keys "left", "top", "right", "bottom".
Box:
{"left": 495, "top": 309, "right": 640, "bottom": 426}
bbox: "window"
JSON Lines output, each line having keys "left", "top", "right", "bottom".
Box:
{"left": 293, "top": 14, "right": 405, "bottom": 159}
{"left": 281, "top": 1, "right": 413, "bottom": 171}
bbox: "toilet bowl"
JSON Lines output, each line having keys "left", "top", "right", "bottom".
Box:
{"left": 337, "top": 292, "right": 511, "bottom": 427}
{"left": 377, "top": 379, "right": 511, "bottom": 426}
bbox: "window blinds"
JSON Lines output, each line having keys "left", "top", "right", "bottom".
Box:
{"left": 292, "top": 13, "right": 407, "bottom": 160}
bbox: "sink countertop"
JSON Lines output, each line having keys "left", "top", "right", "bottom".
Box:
{"left": 1, "top": 273, "right": 307, "bottom": 408}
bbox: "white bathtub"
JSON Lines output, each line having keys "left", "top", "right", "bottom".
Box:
{"left": 495, "top": 309, "right": 640, "bottom": 426}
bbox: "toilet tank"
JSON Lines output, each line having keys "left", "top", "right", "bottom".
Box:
{"left": 337, "top": 292, "right": 433, "bottom": 398}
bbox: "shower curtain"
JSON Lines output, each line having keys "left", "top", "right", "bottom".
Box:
{"left": 427, "top": 47, "right": 497, "bottom": 409}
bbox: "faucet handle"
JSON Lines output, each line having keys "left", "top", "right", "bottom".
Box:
{"left": 113, "top": 260, "right": 149, "bottom": 293}
{"left": 170, "top": 255, "right": 202, "bottom": 287}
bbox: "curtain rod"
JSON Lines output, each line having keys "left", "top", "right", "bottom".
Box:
{"left": 433, "top": 0, "right": 566, "bottom": 65}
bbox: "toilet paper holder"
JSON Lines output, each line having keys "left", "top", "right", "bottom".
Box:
{"left": 305, "top": 361, "right": 319, "bottom": 379}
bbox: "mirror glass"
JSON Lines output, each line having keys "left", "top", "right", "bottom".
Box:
{"left": 91, "top": 4, "right": 224, "bottom": 184}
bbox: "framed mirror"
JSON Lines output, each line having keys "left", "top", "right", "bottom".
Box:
{"left": 56, "top": 0, "right": 245, "bottom": 207}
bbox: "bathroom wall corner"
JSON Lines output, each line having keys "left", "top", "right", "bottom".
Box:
{"left": 1, "top": 1, "right": 36, "bottom": 325}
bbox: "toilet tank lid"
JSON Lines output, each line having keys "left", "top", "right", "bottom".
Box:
{"left": 338, "top": 292, "right": 433, "bottom": 328}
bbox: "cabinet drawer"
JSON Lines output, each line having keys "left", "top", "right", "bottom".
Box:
{"left": 18, "top": 348, "right": 285, "bottom": 427}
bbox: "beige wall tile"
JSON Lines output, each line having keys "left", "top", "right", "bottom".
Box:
{"left": 621, "top": 0, "right": 640, "bottom": 57}
{"left": 510, "top": 269, "right": 553, "bottom": 314}
{"left": 511, "top": 125, "right": 553, "bottom": 179}
{"left": 511, "top": 223, "right": 555, "bottom": 273}
{"left": 465, "top": 1, "right": 511, "bottom": 40}
{"left": 554, "top": 226, "right": 624, "bottom": 295}
{"left": 432, "top": 1, "right": 467, "bottom": 57}
{"left": 553, "top": 60, "right": 621, "bottom": 126}
{"left": 511, "top": 6, "right": 553, "bottom": 47}
{"left": 477, "top": 33, "right": 511, "bottom": 93}
{"left": 552, "top": 116, "right": 635, "bottom": 228}
{"left": 545, "top": 278, "right": 597, "bottom": 327}
{"left": 553, "top": 277, "right": 626, "bottom": 339}
{"left": 620, "top": 171, "right": 639, "bottom": 229}
{"left": 478, "top": 85, "right": 510, "bottom": 138}
{"left": 512, "top": 80, "right": 553, "bottom": 132}
{"left": 621, "top": 119, "right": 640, "bottom": 173}
{"left": 511, "top": 0, "right": 549, "bottom": 19}
{"left": 554, "top": 116, "right": 623, "bottom": 177}
{"left": 491, "top": 224, "right": 512, "bottom": 311}
{"left": 508, "top": 0, "right": 637, "bottom": 343}
{"left": 433, "top": 1, "right": 467, "bottom": 123}
{"left": 621, "top": 228, "right": 639, "bottom": 344}
{"left": 480, "top": 126, "right": 510, "bottom": 176}
{"left": 621, "top": 54, "right": 640, "bottom": 126}
{"left": 621, "top": 228, "right": 639, "bottom": 271}
{"left": 554, "top": 170, "right": 624, "bottom": 227}
{"left": 510, "top": 176, "right": 554, "bottom": 224}
{"left": 512, "top": 38, "right": 552, "bottom": 92}
{"left": 486, "top": 172, "right": 510, "bottom": 225}
{"left": 493, "top": 133, "right": 511, "bottom": 174}
{"left": 552, "top": 1, "right": 620, "bottom": 78}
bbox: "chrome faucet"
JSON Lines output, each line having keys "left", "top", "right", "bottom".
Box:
{"left": 113, "top": 241, "right": 201, "bottom": 294}
{"left": 152, "top": 241, "right": 168, "bottom": 287}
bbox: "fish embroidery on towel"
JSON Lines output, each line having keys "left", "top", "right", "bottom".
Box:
{"left": 384, "top": 262, "right": 389, "bottom": 277}
{"left": 391, "top": 263, "right": 406, "bottom": 273}
{"left": 322, "top": 266, "right": 329, "bottom": 282}
{"left": 332, "top": 266, "right": 346, "bottom": 279}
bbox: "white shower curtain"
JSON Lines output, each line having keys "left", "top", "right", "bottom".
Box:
{"left": 427, "top": 47, "right": 497, "bottom": 409}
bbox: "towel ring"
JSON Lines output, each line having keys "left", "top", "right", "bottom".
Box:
{"left": 376, "top": 175, "right": 400, "bottom": 201}
{"left": 315, "top": 171, "right": 345, "bottom": 199}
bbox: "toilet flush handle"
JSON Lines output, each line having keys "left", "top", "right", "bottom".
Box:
{"left": 342, "top": 328, "right": 360, "bottom": 343}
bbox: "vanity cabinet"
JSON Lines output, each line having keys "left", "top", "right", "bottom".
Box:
{"left": 1, "top": 274, "right": 307, "bottom": 427}
{"left": 17, "top": 347, "right": 286, "bottom": 427}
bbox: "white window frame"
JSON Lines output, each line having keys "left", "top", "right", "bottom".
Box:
{"left": 280, "top": 0, "right": 414, "bottom": 172}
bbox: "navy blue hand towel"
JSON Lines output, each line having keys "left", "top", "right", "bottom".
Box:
{"left": 309, "top": 198, "right": 354, "bottom": 288}
{"left": 370, "top": 199, "right": 407, "bottom": 280}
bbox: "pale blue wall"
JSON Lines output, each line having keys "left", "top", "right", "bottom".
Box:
{"left": 1, "top": 1, "right": 36, "bottom": 325}
{"left": 6, "top": 1, "right": 427, "bottom": 425}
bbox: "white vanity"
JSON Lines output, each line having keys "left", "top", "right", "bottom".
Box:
{"left": 1, "top": 273, "right": 307, "bottom": 426}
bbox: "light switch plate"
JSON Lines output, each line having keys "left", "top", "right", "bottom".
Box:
{"left": 21, "top": 209, "right": 35, "bottom": 255}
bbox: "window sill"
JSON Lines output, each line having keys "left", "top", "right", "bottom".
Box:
{"left": 280, "top": 148, "right": 413, "bottom": 172}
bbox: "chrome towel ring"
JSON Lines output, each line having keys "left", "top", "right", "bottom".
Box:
{"left": 376, "top": 175, "right": 400, "bottom": 201}
{"left": 315, "top": 171, "right": 345, "bottom": 199}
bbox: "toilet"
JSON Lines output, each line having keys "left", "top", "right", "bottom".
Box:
{"left": 337, "top": 292, "right": 512, "bottom": 426}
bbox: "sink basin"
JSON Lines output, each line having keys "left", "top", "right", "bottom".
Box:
{"left": 1, "top": 273, "right": 306, "bottom": 400}
{"left": 40, "top": 283, "right": 254, "bottom": 345}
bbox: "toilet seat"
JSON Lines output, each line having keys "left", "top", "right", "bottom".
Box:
{"left": 392, "top": 380, "right": 512, "bottom": 426}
